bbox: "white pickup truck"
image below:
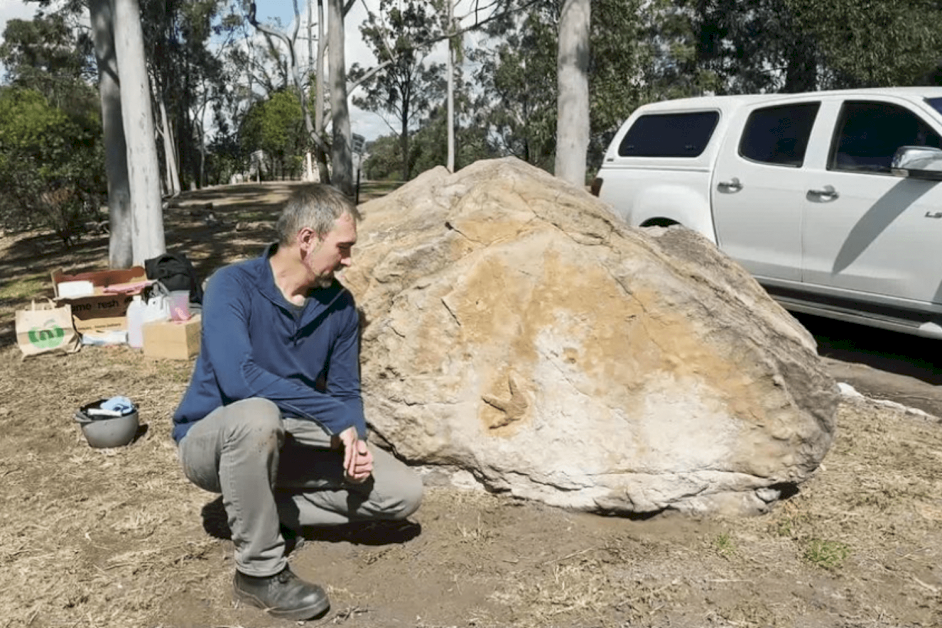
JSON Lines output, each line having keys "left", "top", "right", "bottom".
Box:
{"left": 593, "top": 87, "right": 942, "bottom": 339}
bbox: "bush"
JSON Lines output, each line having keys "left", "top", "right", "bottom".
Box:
{"left": 0, "top": 87, "right": 105, "bottom": 245}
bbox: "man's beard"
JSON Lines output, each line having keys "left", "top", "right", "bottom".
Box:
{"left": 314, "top": 272, "right": 335, "bottom": 289}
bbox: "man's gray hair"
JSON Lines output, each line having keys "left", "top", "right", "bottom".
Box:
{"left": 276, "top": 184, "right": 362, "bottom": 245}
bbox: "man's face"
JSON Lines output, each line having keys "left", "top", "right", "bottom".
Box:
{"left": 300, "top": 212, "right": 357, "bottom": 289}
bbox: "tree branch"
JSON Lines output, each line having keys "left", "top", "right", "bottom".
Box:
{"left": 348, "top": 59, "right": 393, "bottom": 93}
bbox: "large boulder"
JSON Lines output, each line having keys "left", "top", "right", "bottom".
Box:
{"left": 344, "top": 158, "right": 838, "bottom": 516}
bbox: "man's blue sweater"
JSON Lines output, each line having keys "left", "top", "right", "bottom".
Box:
{"left": 172, "top": 245, "right": 366, "bottom": 443}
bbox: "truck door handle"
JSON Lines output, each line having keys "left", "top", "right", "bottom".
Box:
{"left": 717, "top": 178, "right": 742, "bottom": 192}
{"left": 809, "top": 185, "right": 839, "bottom": 201}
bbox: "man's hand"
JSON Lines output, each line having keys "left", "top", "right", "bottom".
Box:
{"left": 336, "top": 426, "right": 374, "bottom": 483}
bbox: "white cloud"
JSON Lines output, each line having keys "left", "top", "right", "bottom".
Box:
{"left": 0, "top": 0, "right": 37, "bottom": 33}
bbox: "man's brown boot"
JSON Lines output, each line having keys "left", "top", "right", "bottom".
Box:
{"left": 233, "top": 566, "right": 329, "bottom": 620}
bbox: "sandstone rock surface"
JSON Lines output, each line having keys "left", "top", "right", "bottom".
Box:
{"left": 344, "top": 158, "right": 838, "bottom": 516}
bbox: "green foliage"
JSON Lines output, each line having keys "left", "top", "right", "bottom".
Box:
{"left": 363, "top": 134, "right": 403, "bottom": 181}
{"left": 0, "top": 87, "right": 105, "bottom": 246}
{"left": 470, "top": 4, "right": 559, "bottom": 172}
{"left": 409, "top": 105, "right": 496, "bottom": 176}
{"left": 789, "top": 0, "right": 942, "bottom": 88}
{"left": 470, "top": 0, "right": 653, "bottom": 173}
{"left": 137, "top": 0, "right": 234, "bottom": 188}
{"left": 713, "top": 532, "right": 737, "bottom": 557}
{"left": 588, "top": 0, "right": 653, "bottom": 169}
{"left": 364, "top": 102, "right": 496, "bottom": 181}
{"left": 0, "top": 12, "right": 96, "bottom": 107}
{"left": 352, "top": 0, "right": 446, "bottom": 180}
{"left": 239, "top": 91, "right": 305, "bottom": 180}
{"left": 803, "top": 538, "right": 851, "bottom": 570}
{"left": 641, "top": 0, "right": 942, "bottom": 96}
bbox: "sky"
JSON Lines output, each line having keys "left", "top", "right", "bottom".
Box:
{"left": 0, "top": 0, "right": 462, "bottom": 143}
{"left": 0, "top": 0, "right": 37, "bottom": 37}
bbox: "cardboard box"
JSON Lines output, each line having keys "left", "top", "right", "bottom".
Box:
{"left": 143, "top": 315, "right": 201, "bottom": 360}
{"left": 52, "top": 267, "right": 149, "bottom": 332}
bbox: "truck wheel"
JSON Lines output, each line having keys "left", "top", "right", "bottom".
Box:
{"left": 640, "top": 218, "right": 680, "bottom": 228}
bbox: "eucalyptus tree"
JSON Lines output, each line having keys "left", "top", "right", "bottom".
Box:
{"left": 0, "top": 12, "right": 96, "bottom": 108}
{"left": 246, "top": 0, "right": 330, "bottom": 182}
{"left": 352, "top": 0, "right": 446, "bottom": 181}
{"left": 554, "top": 0, "right": 589, "bottom": 186}
{"left": 114, "top": 0, "right": 164, "bottom": 264}
{"left": 89, "top": 0, "right": 132, "bottom": 266}
{"left": 787, "top": 0, "right": 942, "bottom": 88}
{"left": 327, "top": 0, "right": 355, "bottom": 194}
{"left": 653, "top": 0, "right": 942, "bottom": 97}
{"left": 142, "top": 0, "right": 234, "bottom": 193}
{"left": 469, "top": 5, "right": 557, "bottom": 171}
{"left": 244, "top": 0, "right": 377, "bottom": 195}
{"left": 469, "top": 0, "right": 654, "bottom": 174}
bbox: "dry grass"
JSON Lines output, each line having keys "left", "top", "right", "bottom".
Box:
{"left": 1, "top": 182, "right": 941, "bottom": 628}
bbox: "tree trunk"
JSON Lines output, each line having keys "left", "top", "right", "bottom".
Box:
{"left": 554, "top": 0, "right": 590, "bottom": 187}
{"left": 89, "top": 0, "right": 133, "bottom": 269}
{"left": 198, "top": 126, "right": 207, "bottom": 188}
{"left": 114, "top": 0, "right": 166, "bottom": 265}
{"left": 400, "top": 99, "right": 410, "bottom": 181}
{"left": 328, "top": 0, "right": 354, "bottom": 196}
{"left": 446, "top": 0, "right": 455, "bottom": 172}
{"left": 158, "top": 95, "right": 182, "bottom": 196}
{"left": 783, "top": 39, "right": 817, "bottom": 93}
{"left": 315, "top": 0, "right": 331, "bottom": 183}
{"left": 303, "top": 0, "right": 314, "bottom": 182}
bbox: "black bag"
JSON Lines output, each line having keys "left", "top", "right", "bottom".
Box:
{"left": 144, "top": 252, "right": 203, "bottom": 305}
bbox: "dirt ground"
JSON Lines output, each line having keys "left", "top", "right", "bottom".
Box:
{"left": 1, "top": 183, "right": 941, "bottom": 628}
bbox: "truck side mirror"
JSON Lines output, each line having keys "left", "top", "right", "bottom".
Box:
{"left": 891, "top": 146, "right": 942, "bottom": 180}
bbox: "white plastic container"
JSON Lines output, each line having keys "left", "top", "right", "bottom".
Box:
{"left": 56, "top": 280, "right": 95, "bottom": 298}
{"left": 126, "top": 294, "right": 145, "bottom": 349}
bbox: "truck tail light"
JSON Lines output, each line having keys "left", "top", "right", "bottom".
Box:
{"left": 590, "top": 177, "right": 603, "bottom": 197}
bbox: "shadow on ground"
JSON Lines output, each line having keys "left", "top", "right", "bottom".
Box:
{"left": 201, "top": 495, "right": 422, "bottom": 548}
{"left": 795, "top": 313, "right": 942, "bottom": 386}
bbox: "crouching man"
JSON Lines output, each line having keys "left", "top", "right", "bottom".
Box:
{"left": 172, "top": 184, "right": 423, "bottom": 620}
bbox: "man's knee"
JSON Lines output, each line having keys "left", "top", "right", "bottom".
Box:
{"left": 384, "top": 468, "right": 423, "bottom": 520}
{"left": 223, "top": 398, "right": 284, "bottom": 449}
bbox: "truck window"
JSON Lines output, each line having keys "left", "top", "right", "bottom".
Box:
{"left": 739, "top": 103, "right": 820, "bottom": 167}
{"left": 926, "top": 97, "right": 942, "bottom": 116}
{"left": 617, "top": 111, "right": 719, "bottom": 158}
{"left": 830, "top": 101, "right": 942, "bottom": 174}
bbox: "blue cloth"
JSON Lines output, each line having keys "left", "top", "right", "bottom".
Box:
{"left": 102, "top": 396, "right": 135, "bottom": 414}
{"left": 171, "top": 244, "right": 366, "bottom": 443}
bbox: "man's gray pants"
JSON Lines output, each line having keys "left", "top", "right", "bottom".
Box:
{"left": 177, "top": 397, "right": 423, "bottom": 577}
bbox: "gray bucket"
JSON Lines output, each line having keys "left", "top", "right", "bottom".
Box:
{"left": 74, "top": 399, "right": 139, "bottom": 448}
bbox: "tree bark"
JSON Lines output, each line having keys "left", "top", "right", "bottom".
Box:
{"left": 400, "top": 97, "right": 410, "bottom": 181}
{"left": 328, "top": 0, "right": 354, "bottom": 196}
{"left": 554, "top": 0, "right": 590, "bottom": 187}
{"left": 89, "top": 0, "right": 133, "bottom": 269}
{"left": 114, "top": 0, "right": 165, "bottom": 265}
{"left": 446, "top": 0, "right": 455, "bottom": 173}
{"left": 315, "top": 0, "right": 331, "bottom": 183}
{"left": 158, "top": 95, "right": 182, "bottom": 196}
